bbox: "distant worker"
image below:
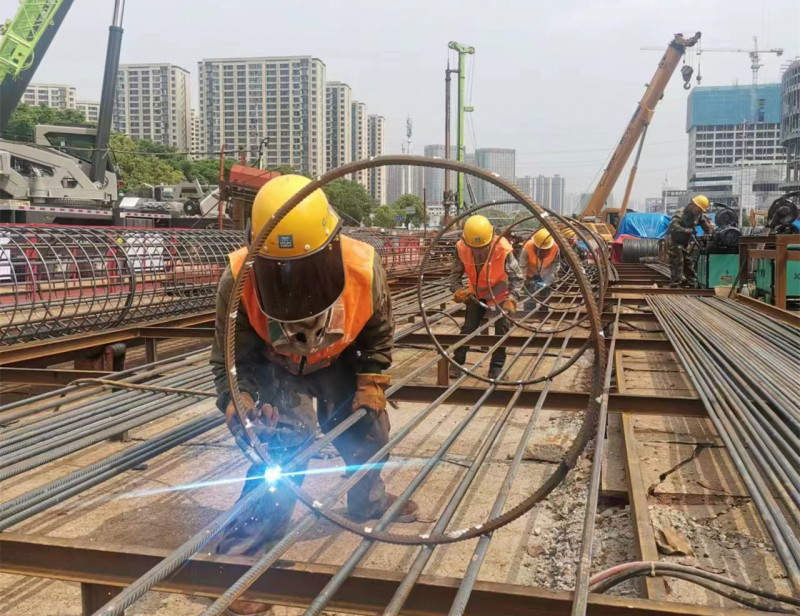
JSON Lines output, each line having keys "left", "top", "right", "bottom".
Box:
{"left": 519, "top": 228, "right": 561, "bottom": 309}
{"left": 449, "top": 215, "right": 524, "bottom": 380}
{"left": 211, "top": 175, "right": 417, "bottom": 616}
{"left": 666, "top": 195, "right": 714, "bottom": 288}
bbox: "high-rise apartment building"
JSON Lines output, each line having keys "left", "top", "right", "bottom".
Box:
{"left": 199, "top": 56, "right": 326, "bottom": 174}
{"left": 516, "top": 174, "right": 565, "bottom": 213}
{"left": 781, "top": 59, "right": 800, "bottom": 192}
{"left": 474, "top": 148, "right": 516, "bottom": 204}
{"left": 686, "top": 84, "right": 786, "bottom": 211}
{"left": 22, "top": 83, "right": 77, "bottom": 110}
{"left": 422, "top": 144, "right": 457, "bottom": 220}
{"left": 367, "top": 115, "right": 386, "bottom": 204}
{"left": 325, "top": 82, "right": 352, "bottom": 171}
{"left": 76, "top": 100, "right": 100, "bottom": 123}
{"left": 351, "top": 101, "right": 368, "bottom": 187}
{"left": 189, "top": 109, "right": 204, "bottom": 157}
{"left": 386, "top": 164, "right": 425, "bottom": 204}
{"left": 113, "top": 64, "right": 192, "bottom": 150}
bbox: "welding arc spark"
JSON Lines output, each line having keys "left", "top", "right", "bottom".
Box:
{"left": 117, "top": 460, "right": 416, "bottom": 499}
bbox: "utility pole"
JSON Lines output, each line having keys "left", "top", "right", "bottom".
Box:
{"left": 443, "top": 61, "right": 456, "bottom": 222}
{"left": 448, "top": 41, "right": 475, "bottom": 214}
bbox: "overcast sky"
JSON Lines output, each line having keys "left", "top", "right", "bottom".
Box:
{"left": 26, "top": 0, "right": 800, "bottom": 207}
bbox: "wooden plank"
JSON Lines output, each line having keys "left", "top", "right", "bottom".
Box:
{"left": 621, "top": 413, "right": 666, "bottom": 601}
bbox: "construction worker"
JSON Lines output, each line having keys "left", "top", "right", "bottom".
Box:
{"left": 449, "top": 215, "right": 524, "bottom": 379}
{"left": 666, "top": 195, "right": 714, "bottom": 287}
{"left": 519, "top": 228, "right": 561, "bottom": 310}
{"left": 210, "top": 175, "right": 417, "bottom": 616}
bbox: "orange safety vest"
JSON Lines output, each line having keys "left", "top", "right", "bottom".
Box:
{"left": 456, "top": 236, "right": 512, "bottom": 306}
{"left": 522, "top": 240, "right": 559, "bottom": 278}
{"left": 228, "top": 235, "right": 375, "bottom": 375}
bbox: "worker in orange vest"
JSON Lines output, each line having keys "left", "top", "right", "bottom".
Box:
{"left": 519, "top": 228, "right": 561, "bottom": 310}
{"left": 448, "top": 215, "right": 524, "bottom": 380}
{"left": 210, "top": 175, "right": 417, "bottom": 616}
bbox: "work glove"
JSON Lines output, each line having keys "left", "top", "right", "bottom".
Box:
{"left": 453, "top": 288, "right": 472, "bottom": 304}
{"left": 224, "top": 392, "right": 279, "bottom": 457}
{"left": 684, "top": 227, "right": 695, "bottom": 234}
{"left": 502, "top": 298, "right": 518, "bottom": 314}
{"left": 352, "top": 373, "right": 392, "bottom": 414}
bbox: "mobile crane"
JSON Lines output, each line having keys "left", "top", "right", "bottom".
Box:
{"left": 579, "top": 32, "right": 701, "bottom": 241}
{"left": 0, "top": 0, "right": 122, "bottom": 225}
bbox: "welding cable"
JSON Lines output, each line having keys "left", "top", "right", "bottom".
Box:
{"left": 589, "top": 563, "right": 800, "bottom": 612}
{"left": 200, "top": 312, "right": 576, "bottom": 616}
{"left": 570, "top": 301, "right": 621, "bottom": 616}
{"left": 0, "top": 414, "right": 223, "bottom": 530}
{"left": 223, "top": 156, "right": 604, "bottom": 547}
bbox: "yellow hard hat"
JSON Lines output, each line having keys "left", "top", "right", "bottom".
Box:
{"left": 533, "top": 228, "right": 555, "bottom": 250}
{"left": 691, "top": 195, "right": 709, "bottom": 211}
{"left": 251, "top": 174, "right": 340, "bottom": 258}
{"left": 462, "top": 215, "right": 493, "bottom": 248}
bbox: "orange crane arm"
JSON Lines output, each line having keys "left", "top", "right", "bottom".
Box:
{"left": 580, "top": 32, "right": 701, "bottom": 220}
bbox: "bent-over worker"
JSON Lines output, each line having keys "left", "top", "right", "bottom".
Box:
{"left": 666, "top": 194, "right": 713, "bottom": 288}
{"left": 448, "top": 215, "right": 524, "bottom": 380}
{"left": 210, "top": 175, "right": 417, "bottom": 616}
{"left": 519, "top": 228, "right": 560, "bottom": 310}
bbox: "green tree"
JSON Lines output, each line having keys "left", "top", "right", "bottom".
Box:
{"left": 324, "top": 178, "right": 375, "bottom": 225}
{"left": 392, "top": 194, "right": 425, "bottom": 227}
{"left": 2, "top": 104, "right": 91, "bottom": 142}
{"left": 111, "top": 133, "right": 184, "bottom": 189}
{"left": 483, "top": 207, "right": 514, "bottom": 227}
{"left": 372, "top": 205, "right": 400, "bottom": 228}
{"left": 182, "top": 158, "right": 234, "bottom": 184}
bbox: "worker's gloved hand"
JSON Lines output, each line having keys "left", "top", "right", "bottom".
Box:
{"left": 453, "top": 288, "right": 472, "bottom": 304}
{"left": 224, "top": 392, "right": 279, "bottom": 456}
{"left": 684, "top": 227, "right": 695, "bottom": 234}
{"left": 502, "top": 298, "right": 518, "bottom": 314}
{"left": 352, "top": 373, "right": 391, "bottom": 414}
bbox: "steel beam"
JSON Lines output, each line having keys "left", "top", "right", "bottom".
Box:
{"left": 390, "top": 384, "right": 705, "bottom": 417}
{"left": 0, "top": 312, "right": 214, "bottom": 366}
{"left": 0, "top": 534, "right": 756, "bottom": 616}
{"left": 610, "top": 287, "right": 715, "bottom": 296}
{"left": 0, "top": 367, "right": 113, "bottom": 386}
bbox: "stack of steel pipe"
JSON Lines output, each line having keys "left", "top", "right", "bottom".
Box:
{"left": 648, "top": 294, "right": 800, "bottom": 596}
{"left": 0, "top": 226, "right": 244, "bottom": 345}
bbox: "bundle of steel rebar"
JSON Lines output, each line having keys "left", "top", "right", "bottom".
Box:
{"left": 648, "top": 294, "right": 800, "bottom": 596}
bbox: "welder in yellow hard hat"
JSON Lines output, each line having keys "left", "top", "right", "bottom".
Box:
{"left": 448, "top": 214, "right": 524, "bottom": 380}
{"left": 665, "top": 194, "right": 714, "bottom": 288}
{"left": 210, "top": 175, "right": 417, "bottom": 614}
{"left": 519, "top": 228, "right": 561, "bottom": 310}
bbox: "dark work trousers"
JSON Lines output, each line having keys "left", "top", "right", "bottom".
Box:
{"left": 453, "top": 300, "right": 509, "bottom": 372}
{"left": 216, "top": 357, "right": 390, "bottom": 556}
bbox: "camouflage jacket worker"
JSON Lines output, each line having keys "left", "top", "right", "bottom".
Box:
{"left": 210, "top": 255, "right": 394, "bottom": 413}
{"left": 667, "top": 206, "right": 713, "bottom": 247}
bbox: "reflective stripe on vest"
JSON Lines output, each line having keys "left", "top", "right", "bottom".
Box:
{"left": 228, "top": 236, "right": 375, "bottom": 375}
{"left": 523, "top": 240, "right": 559, "bottom": 278}
{"left": 455, "top": 236, "right": 512, "bottom": 305}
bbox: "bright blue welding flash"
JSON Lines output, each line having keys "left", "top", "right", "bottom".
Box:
{"left": 264, "top": 465, "right": 282, "bottom": 484}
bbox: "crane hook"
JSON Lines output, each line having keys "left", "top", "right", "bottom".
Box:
{"left": 681, "top": 65, "right": 694, "bottom": 90}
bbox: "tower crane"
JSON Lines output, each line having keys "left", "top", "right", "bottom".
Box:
{"left": 642, "top": 36, "right": 783, "bottom": 85}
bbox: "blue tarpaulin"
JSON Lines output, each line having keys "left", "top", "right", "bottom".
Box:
{"left": 615, "top": 213, "right": 670, "bottom": 239}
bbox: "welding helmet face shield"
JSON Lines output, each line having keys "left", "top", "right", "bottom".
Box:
{"left": 252, "top": 233, "right": 345, "bottom": 325}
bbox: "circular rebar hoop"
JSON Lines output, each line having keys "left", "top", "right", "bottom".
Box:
{"left": 418, "top": 202, "right": 599, "bottom": 387}
{"left": 0, "top": 226, "right": 244, "bottom": 345}
{"left": 224, "top": 155, "right": 606, "bottom": 546}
